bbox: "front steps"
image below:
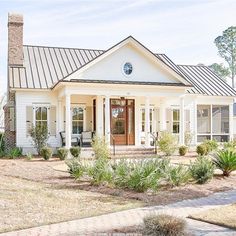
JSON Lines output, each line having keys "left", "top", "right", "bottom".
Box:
{"left": 80, "top": 146, "right": 156, "bottom": 159}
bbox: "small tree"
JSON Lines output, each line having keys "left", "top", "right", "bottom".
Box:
{"left": 29, "top": 123, "right": 49, "bottom": 155}
{"left": 158, "top": 131, "right": 178, "bottom": 156}
{"left": 214, "top": 26, "right": 236, "bottom": 88}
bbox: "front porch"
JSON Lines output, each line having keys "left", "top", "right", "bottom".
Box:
{"left": 57, "top": 89, "right": 189, "bottom": 149}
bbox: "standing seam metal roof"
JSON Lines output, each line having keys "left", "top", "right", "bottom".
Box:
{"left": 8, "top": 44, "right": 236, "bottom": 97}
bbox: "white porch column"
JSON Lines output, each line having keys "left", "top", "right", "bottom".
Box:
{"left": 58, "top": 99, "right": 63, "bottom": 133}
{"left": 159, "top": 99, "right": 167, "bottom": 131}
{"left": 135, "top": 97, "right": 140, "bottom": 146}
{"left": 65, "top": 93, "right": 71, "bottom": 148}
{"left": 193, "top": 99, "right": 198, "bottom": 145}
{"left": 105, "top": 95, "right": 110, "bottom": 145}
{"left": 229, "top": 102, "right": 234, "bottom": 141}
{"left": 96, "top": 96, "right": 103, "bottom": 137}
{"left": 145, "top": 97, "right": 150, "bottom": 147}
{"left": 179, "top": 96, "right": 185, "bottom": 145}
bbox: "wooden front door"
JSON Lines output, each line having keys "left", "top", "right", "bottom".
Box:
{"left": 110, "top": 99, "right": 135, "bottom": 145}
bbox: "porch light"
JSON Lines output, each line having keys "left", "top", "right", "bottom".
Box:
{"left": 120, "top": 97, "right": 126, "bottom": 106}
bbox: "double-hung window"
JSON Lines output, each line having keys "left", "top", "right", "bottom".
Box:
{"left": 72, "top": 107, "right": 85, "bottom": 134}
{"left": 172, "top": 109, "right": 180, "bottom": 134}
{"left": 35, "top": 106, "right": 48, "bottom": 127}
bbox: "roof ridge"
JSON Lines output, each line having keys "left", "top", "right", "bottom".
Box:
{"left": 23, "top": 44, "right": 106, "bottom": 52}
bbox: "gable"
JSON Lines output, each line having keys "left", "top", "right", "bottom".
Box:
{"left": 68, "top": 43, "right": 186, "bottom": 85}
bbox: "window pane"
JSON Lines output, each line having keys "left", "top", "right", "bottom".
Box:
{"left": 78, "top": 108, "right": 84, "bottom": 120}
{"left": 173, "top": 122, "right": 179, "bottom": 133}
{"left": 197, "top": 105, "right": 211, "bottom": 134}
{"left": 72, "top": 108, "right": 79, "bottom": 120}
{"left": 41, "top": 107, "right": 47, "bottom": 120}
{"left": 212, "top": 105, "right": 229, "bottom": 134}
{"left": 142, "top": 122, "right": 145, "bottom": 132}
{"left": 35, "top": 107, "right": 41, "bottom": 120}
{"left": 72, "top": 121, "right": 83, "bottom": 134}
{"left": 197, "top": 135, "right": 211, "bottom": 142}
{"left": 173, "top": 109, "right": 179, "bottom": 121}
{"left": 212, "top": 135, "right": 229, "bottom": 142}
{"left": 72, "top": 121, "right": 78, "bottom": 134}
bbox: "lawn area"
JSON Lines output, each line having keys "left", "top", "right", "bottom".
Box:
{"left": 0, "top": 159, "right": 142, "bottom": 233}
{"left": 189, "top": 203, "right": 236, "bottom": 229}
{"left": 1, "top": 156, "right": 236, "bottom": 233}
{"left": 0, "top": 174, "right": 142, "bottom": 233}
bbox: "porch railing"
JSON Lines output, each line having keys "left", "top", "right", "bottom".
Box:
{"left": 110, "top": 134, "right": 116, "bottom": 156}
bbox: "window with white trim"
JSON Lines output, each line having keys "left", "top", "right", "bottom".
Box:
{"left": 72, "top": 107, "right": 85, "bottom": 134}
{"left": 197, "top": 105, "right": 229, "bottom": 142}
{"left": 35, "top": 106, "right": 48, "bottom": 127}
{"left": 172, "top": 109, "right": 180, "bottom": 134}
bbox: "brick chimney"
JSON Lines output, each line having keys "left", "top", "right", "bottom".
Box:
{"left": 8, "top": 13, "right": 23, "bottom": 66}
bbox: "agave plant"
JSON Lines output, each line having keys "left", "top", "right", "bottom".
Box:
{"left": 213, "top": 149, "right": 236, "bottom": 177}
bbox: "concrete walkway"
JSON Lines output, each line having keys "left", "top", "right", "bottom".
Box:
{"left": 1, "top": 190, "right": 236, "bottom": 236}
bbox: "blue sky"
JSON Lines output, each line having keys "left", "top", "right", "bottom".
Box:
{"left": 0, "top": 0, "right": 236, "bottom": 93}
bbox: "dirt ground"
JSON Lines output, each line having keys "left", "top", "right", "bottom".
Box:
{"left": 0, "top": 158, "right": 142, "bottom": 233}
{"left": 1, "top": 157, "right": 236, "bottom": 207}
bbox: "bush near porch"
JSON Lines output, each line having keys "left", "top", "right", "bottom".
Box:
{"left": 66, "top": 136, "right": 236, "bottom": 193}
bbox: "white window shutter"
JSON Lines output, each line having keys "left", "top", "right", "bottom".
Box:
{"left": 166, "top": 109, "right": 172, "bottom": 132}
{"left": 63, "top": 106, "right": 66, "bottom": 131}
{"left": 86, "top": 106, "right": 92, "bottom": 131}
{"left": 9, "top": 107, "right": 15, "bottom": 131}
{"left": 49, "top": 106, "right": 56, "bottom": 136}
{"left": 26, "top": 106, "right": 33, "bottom": 136}
{"left": 156, "top": 108, "right": 160, "bottom": 132}
{"left": 185, "top": 109, "right": 190, "bottom": 132}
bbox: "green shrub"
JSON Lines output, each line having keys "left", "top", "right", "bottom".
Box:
{"left": 166, "top": 165, "right": 190, "bottom": 186}
{"left": 29, "top": 123, "right": 49, "bottom": 155}
{"left": 8, "top": 147, "right": 22, "bottom": 159}
{"left": 213, "top": 149, "right": 236, "bottom": 177}
{"left": 158, "top": 131, "right": 178, "bottom": 156}
{"left": 87, "top": 158, "right": 113, "bottom": 185}
{"left": 196, "top": 144, "right": 207, "bottom": 156}
{"left": 41, "top": 147, "right": 52, "bottom": 160}
{"left": 0, "top": 132, "right": 5, "bottom": 152}
{"left": 126, "top": 159, "right": 171, "bottom": 192}
{"left": 26, "top": 152, "right": 33, "bottom": 160}
{"left": 92, "top": 136, "right": 110, "bottom": 159}
{"left": 189, "top": 156, "right": 214, "bottom": 184}
{"left": 223, "top": 140, "right": 236, "bottom": 150}
{"left": 70, "top": 146, "right": 81, "bottom": 158}
{"left": 112, "top": 160, "right": 130, "bottom": 188}
{"left": 66, "top": 158, "right": 84, "bottom": 180}
{"left": 179, "top": 146, "right": 188, "bottom": 156}
{"left": 203, "top": 139, "right": 218, "bottom": 153}
{"left": 184, "top": 131, "right": 193, "bottom": 147}
{"left": 57, "top": 148, "right": 69, "bottom": 160}
{"left": 143, "top": 214, "right": 186, "bottom": 236}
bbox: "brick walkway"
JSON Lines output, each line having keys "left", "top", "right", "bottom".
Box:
{"left": 1, "top": 190, "right": 236, "bottom": 236}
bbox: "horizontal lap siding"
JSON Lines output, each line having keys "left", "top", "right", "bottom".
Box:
{"left": 15, "top": 91, "right": 59, "bottom": 148}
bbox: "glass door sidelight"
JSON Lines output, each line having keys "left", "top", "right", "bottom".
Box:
{"left": 110, "top": 99, "right": 135, "bottom": 145}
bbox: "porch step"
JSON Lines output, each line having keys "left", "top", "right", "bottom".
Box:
{"left": 80, "top": 147, "right": 156, "bottom": 158}
{"left": 110, "top": 147, "right": 156, "bottom": 158}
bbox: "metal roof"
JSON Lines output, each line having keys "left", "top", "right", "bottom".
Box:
{"left": 9, "top": 45, "right": 104, "bottom": 89}
{"left": 9, "top": 44, "right": 236, "bottom": 97}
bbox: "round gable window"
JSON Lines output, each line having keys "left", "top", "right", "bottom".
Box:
{"left": 123, "top": 62, "right": 133, "bottom": 75}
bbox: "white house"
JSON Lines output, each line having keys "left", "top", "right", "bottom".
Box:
{"left": 4, "top": 13, "right": 236, "bottom": 153}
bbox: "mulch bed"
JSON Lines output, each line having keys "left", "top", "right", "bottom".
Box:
{"left": 1, "top": 158, "right": 236, "bottom": 207}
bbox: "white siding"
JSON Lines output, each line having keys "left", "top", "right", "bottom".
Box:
{"left": 15, "top": 91, "right": 59, "bottom": 152}
{"left": 70, "top": 44, "right": 183, "bottom": 84}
